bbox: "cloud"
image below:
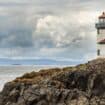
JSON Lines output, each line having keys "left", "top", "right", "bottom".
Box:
{"left": 35, "top": 15, "right": 83, "bottom": 48}
{"left": 0, "top": 0, "right": 102, "bottom": 61}
{"left": 35, "top": 15, "right": 69, "bottom": 48}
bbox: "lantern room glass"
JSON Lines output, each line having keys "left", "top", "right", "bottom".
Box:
{"left": 99, "top": 18, "right": 105, "bottom": 23}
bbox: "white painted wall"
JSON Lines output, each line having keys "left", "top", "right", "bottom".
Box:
{"left": 97, "top": 29, "right": 105, "bottom": 41}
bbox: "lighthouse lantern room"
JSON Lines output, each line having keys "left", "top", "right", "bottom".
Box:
{"left": 96, "top": 12, "right": 105, "bottom": 57}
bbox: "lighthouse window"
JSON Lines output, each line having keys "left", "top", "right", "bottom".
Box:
{"left": 97, "top": 49, "right": 100, "bottom": 56}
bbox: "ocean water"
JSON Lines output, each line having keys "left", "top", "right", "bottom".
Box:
{"left": 0, "top": 65, "right": 67, "bottom": 91}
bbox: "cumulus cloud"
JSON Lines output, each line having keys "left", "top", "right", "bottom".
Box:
{"left": 35, "top": 15, "right": 70, "bottom": 48}
{"left": 35, "top": 15, "right": 83, "bottom": 48}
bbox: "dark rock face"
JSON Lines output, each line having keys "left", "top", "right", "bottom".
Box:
{"left": 1, "top": 58, "right": 105, "bottom": 105}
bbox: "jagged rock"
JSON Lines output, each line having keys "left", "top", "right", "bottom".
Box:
{"left": 1, "top": 58, "right": 105, "bottom": 105}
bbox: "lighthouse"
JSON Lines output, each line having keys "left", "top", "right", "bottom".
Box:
{"left": 96, "top": 12, "right": 105, "bottom": 57}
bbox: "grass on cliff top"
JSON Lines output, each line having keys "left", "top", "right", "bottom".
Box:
{"left": 14, "top": 68, "right": 62, "bottom": 84}
{"left": 13, "top": 63, "right": 88, "bottom": 84}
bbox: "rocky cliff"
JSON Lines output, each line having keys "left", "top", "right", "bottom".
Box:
{"left": 1, "top": 58, "right": 105, "bottom": 105}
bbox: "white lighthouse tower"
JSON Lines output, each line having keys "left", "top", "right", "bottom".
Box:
{"left": 96, "top": 12, "right": 105, "bottom": 57}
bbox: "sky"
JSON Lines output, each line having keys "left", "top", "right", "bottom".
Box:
{"left": 0, "top": 0, "right": 104, "bottom": 62}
